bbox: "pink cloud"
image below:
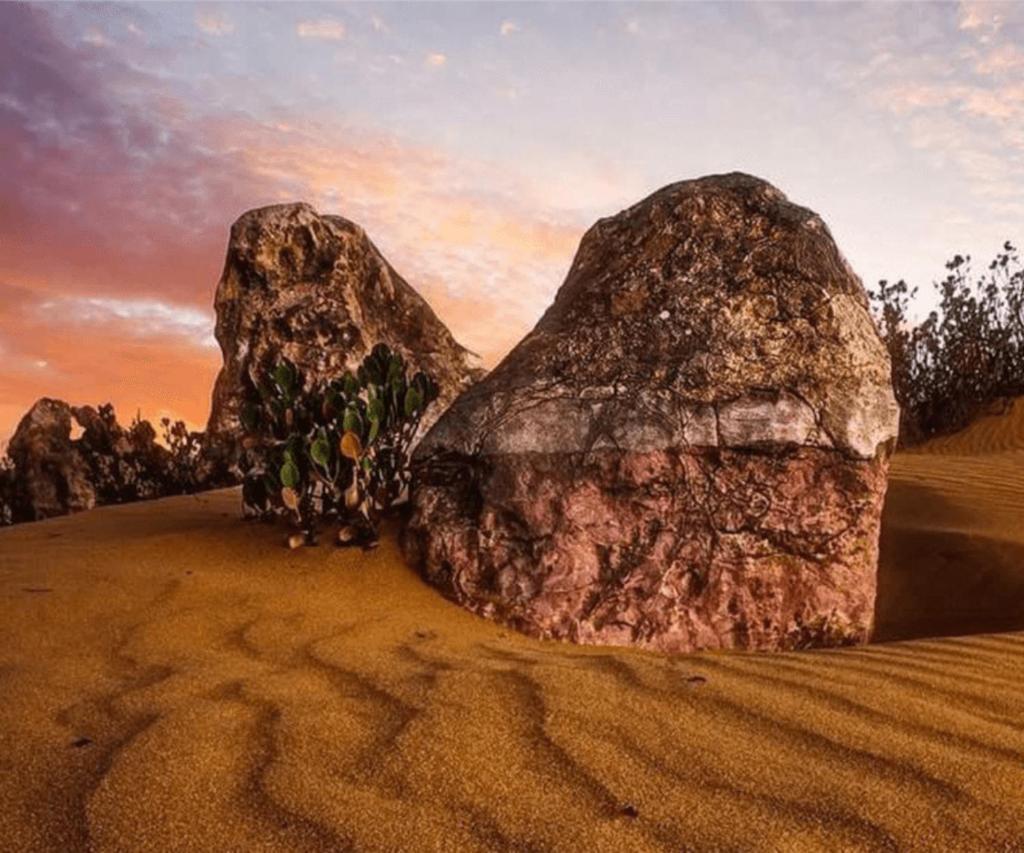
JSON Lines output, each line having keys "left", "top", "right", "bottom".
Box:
{"left": 0, "top": 5, "right": 589, "bottom": 442}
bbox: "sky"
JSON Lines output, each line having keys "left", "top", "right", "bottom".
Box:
{"left": 1, "top": 1, "right": 1022, "bottom": 444}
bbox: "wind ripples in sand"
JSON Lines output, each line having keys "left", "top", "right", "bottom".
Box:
{"left": 3, "top": 403, "right": 1024, "bottom": 850}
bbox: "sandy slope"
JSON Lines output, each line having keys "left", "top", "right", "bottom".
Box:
{"left": 878, "top": 399, "right": 1024, "bottom": 644}
{"left": 2, "top": 410, "right": 1024, "bottom": 851}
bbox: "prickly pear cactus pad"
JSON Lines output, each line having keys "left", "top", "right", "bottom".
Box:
{"left": 403, "top": 173, "right": 900, "bottom": 653}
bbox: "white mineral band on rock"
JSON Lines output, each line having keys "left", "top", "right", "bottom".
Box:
{"left": 426, "top": 388, "right": 898, "bottom": 460}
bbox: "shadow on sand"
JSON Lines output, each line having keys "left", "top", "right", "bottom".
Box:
{"left": 874, "top": 477, "right": 1024, "bottom": 642}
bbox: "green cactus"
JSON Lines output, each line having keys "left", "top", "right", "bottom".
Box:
{"left": 238, "top": 343, "right": 439, "bottom": 547}
{"left": 309, "top": 434, "right": 331, "bottom": 468}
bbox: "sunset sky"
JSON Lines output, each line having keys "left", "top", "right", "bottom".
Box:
{"left": 2, "top": 1, "right": 1022, "bottom": 444}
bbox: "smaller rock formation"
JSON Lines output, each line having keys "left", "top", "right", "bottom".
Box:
{"left": 404, "top": 172, "right": 900, "bottom": 654}
{"left": 6, "top": 399, "right": 96, "bottom": 520}
{"left": 3, "top": 399, "right": 207, "bottom": 524}
{"left": 206, "top": 203, "right": 482, "bottom": 465}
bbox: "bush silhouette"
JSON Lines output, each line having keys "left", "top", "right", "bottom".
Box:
{"left": 871, "top": 242, "right": 1024, "bottom": 446}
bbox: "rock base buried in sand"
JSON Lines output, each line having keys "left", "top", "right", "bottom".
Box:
{"left": 404, "top": 173, "right": 899, "bottom": 653}
{"left": 408, "top": 444, "right": 889, "bottom": 653}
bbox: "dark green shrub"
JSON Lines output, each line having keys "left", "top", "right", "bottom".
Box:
{"left": 871, "top": 242, "right": 1024, "bottom": 445}
{"left": 160, "top": 417, "right": 204, "bottom": 492}
{"left": 239, "top": 343, "right": 438, "bottom": 547}
{"left": 75, "top": 403, "right": 182, "bottom": 502}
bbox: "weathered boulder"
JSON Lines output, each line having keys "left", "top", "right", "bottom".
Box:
{"left": 206, "top": 203, "right": 482, "bottom": 463}
{"left": 404, "top": 173, "right": 899, "bottom": 653}
{"left": 7, "top": 398, "right": 96, "bottom": 520}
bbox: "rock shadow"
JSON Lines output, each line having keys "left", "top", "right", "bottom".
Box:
{"left": 874, "top": 477, "right": 1024, "bottom": 642}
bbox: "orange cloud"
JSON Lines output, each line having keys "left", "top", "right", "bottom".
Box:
{"left": 196, "top": 12, "right": 233, "bottom": 36}
{"left": 199, "top": 113, "right": 586, "bottom": 364}
{"left": 0, "top": 5, "right": 596, "bottom": 443}
{"left": 296, "top": 19, "right": 346, "bottom": 40}
{"left": 0, "top": 105, "right": 588, "bottom": 444}
{"left": 0, "top": 297, "right": 219, "bottom": 448}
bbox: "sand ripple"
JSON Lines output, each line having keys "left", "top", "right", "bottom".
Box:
{"left": 2, "top": 425, "right": 1024, "bottom": 850}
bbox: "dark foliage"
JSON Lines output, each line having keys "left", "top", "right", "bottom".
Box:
{"left": 871, "top": 242, "right": 1024, "bottom": 446}
{"left": 239, "top": 343, "right": 439, "bottom": 547}
{"left": 160, "top": 417, "right": 205, "bottom": 493}
{"left": 0, "top": 404, "right": 215, "bottom": 526}
{"left": 0, "top": 453, "right": 14, "bottom": 526}
{"left": 73, "top": 404, "right": 199, "bottom": 503}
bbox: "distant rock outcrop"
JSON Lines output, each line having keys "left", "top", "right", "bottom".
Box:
{"left": 3, "top": 399, "right": 196, "bottom": 523}
{"left": 404, "top": 173, "right": 900, "bottom": 653}
{"left": 206, "top": 203, "right": 482, "bottom": 464}
{"left": 6, "top": 398, "right": 96, "bottom": 520}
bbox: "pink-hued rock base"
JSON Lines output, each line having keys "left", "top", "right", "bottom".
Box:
{"left": 406, "top": 446, "right": 888, "bottom": 653}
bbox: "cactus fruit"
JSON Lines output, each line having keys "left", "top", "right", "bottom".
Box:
{"left": 281, "top": 486, "right": 300, "bottom": 511}
{"left": 340, "top": 430, "right": 362, "bottom": 461}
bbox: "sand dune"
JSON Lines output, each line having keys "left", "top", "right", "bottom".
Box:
{"left": 2, "top": 408, "right": 1024, "bottom": 850}
{"left": 877, "top": 400, "right": 1024, "bottom": 644}
{"left": 915, "top": 398, "right": 1024, "bottom": 456}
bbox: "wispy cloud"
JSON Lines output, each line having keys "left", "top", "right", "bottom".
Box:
{"left": 296, "top": 19, "right": 346, "bottom": 41}
{"left": 974, "top": 42, "right": 1024, "bottom": 75}
{"left": 0, "top": 4, "right": 586, "bottom": 439}
{"left": 0, "top": 284, "right": 220, "bottom": 438}
{"left": 195, "top": 12, "right": 233, "bottom": 36}
{"left": 957, "top": 0, "right": 1003, "bottom": 33}
{"left": 82, "top": 28, "right": 110, "bottom": 47}
{"left": 2, "top": 0, "right": 1022, "bottom": 442}
{"left": 36, "top": 297, "right": 217, "bottom": 347}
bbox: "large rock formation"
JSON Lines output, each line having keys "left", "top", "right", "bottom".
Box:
{"left": 404, "top": 173, "right": 900, "bottom": 653}
{"left": 206, "top": 203, "right": 481, "bottom": 462}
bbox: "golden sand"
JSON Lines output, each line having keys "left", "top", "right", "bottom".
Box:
{"left": 2, "top": 412, "right": 1024, "bottom": 851}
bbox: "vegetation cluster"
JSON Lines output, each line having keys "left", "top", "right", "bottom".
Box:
{"left": 0, "top": 405, "right": 206, "bottom": 526}
{"left": 872, "top": 242, "right": 1024, "bottom": 446}
{"left": 239, "top": 343, "right": 438, "bottom": 547}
